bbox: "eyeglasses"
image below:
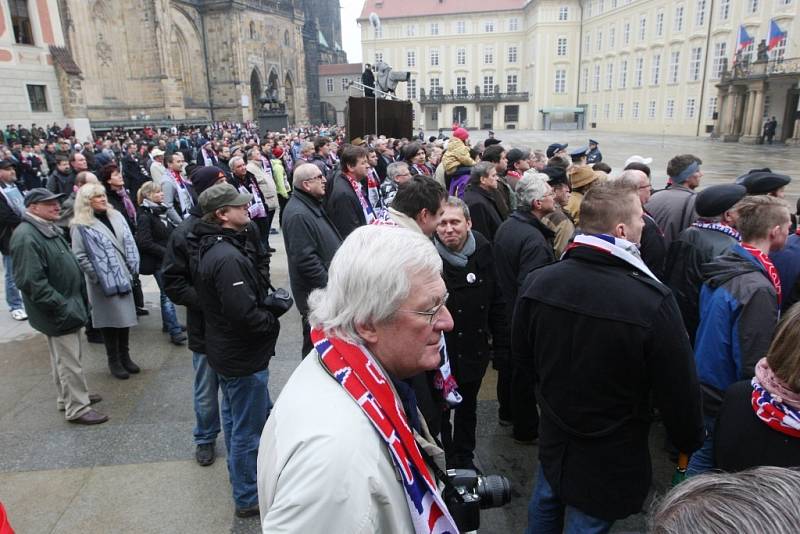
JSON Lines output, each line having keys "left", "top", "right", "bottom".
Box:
{"left": 306, "top": 174, "right": 325, "bottom": 182}
{"left": 399, "top": 292, "right": 449, "bottom": 325}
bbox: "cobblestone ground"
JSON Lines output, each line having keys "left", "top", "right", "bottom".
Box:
{"left": 1, "top": 131, "right": 798, "bottom": 534}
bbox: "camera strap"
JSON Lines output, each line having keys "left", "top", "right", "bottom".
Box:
{"left": 417, "top": 445, "right": 467, "bottom": 505}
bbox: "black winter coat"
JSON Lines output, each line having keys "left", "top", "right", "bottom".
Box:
{"left": 640, "top": 213, "right": 667, "bottom": 280}
{"left": 715, "top": 380, "right": 800, "bottom": 472}
{"left": 135, "top": 203, "right": 177, "bottom": 275}
{"left": 664, "top": 225, "right": 738, "bottom": 344}
{"left": 439, "top": 231, "right": 509, "bottom": 383}
{"left": 162, "top": 206, "right": 270, "bottom": 354}
{"left": 282, "top": 189, "right": 342, "bottom": 315}
{"left": 512, "top": 245, "right": 704, "bottom": 521}
{"left": 493, "top": 209, "right": 555, "bottom": 322}
{"left": 0, "top": 191, "right": 21, "bottom": 255}
{"left": 195, "top": 222, "right": 278, "bottom": 377}
{"left": 326, "top": 173, "right": 367, "bottom": 239}
{"left": 462, "top": 185, "right": 503, "bottom": 242}
{"left": 104, "top": 186, "right": 137, "bottom": 234}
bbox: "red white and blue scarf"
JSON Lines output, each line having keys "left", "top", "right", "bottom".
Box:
{"left": 741, "top": 242, "right": 782, "bottom": 306}
{"left": 751, "top": 379, "right": 800, "bottom": 438}
{"left": 691, "top": 220, "right": 741, "bottom": 241}
{"left": 565, "top": 234, "right": 660, "bottom": 281}
{"left": 312, "top": 328, "right": 458, "bottom": 534}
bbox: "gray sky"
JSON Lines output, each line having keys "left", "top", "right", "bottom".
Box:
{"left": 340, "top": 0, "right": 364, "bottom": 63}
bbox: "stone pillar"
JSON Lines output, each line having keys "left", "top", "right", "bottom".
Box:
{"left": 722, "top": 90, "right": 741, "bottom": 142}
{"left": 741, "top": 88, "right": 765, "bottom": 144}
{"left": 742, "top": 91, "right": 755, "bottom": 136}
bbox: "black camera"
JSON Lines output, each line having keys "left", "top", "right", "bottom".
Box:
{"left": 444, "top": 468, "right": 511, "bottom": 532}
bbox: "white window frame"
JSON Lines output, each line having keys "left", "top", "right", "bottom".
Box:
{"left": 689, "top": 47, "right": 702, "bottom": 81}
{"left": 651, "top": 53, "right": 661, "bottom": 85}
{"left": 669, "top": 51, "right": 680, "bottom": 84}
{"left": 430, "top": 48, "right": 440, "bottom": 66}
{"left": 407, "top": 50, "right": 416, "bottom": 68}
{"left": 456, "top": 48, "right": 466, "bottom": 66}
{"left": 619, "top": 59, "right": 628, "bottom": 88}
{"left": 484, "top": 46, "right": 494, "bottom": 65}
{"left": 326, "top": 78, "right": 334, "bottom": 93}
{"left": 557, "top": 37, "right": 568, "bottom": 56}
{"left": 508, "top": 46, "right": 518, "bottom": 63}
{"left": 559, "top": 6, "right": 569, "bottom": 21}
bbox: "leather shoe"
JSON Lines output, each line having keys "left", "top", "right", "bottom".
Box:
{"left": 58, "top": 393, "right": 102, "bottom": 411}
{"left": 86, "top": 331, "right": 104, "bottom": 344}
{"left": 69, "top": 409, "right": 109, "bottom": 425}
{"left": 136, "top": 307, "right": 150, "bottom": 316}
{"left": 170, "top": 332, "right": 188, "bottom": 346}
{"left": 268, "top": 247, "right": 276, "bottom": 253}
{"left": 196, "top": 443, "right": 215, "bottom": 466}
{"left": 234, "top": 504, "right": 259, "bottom": 518}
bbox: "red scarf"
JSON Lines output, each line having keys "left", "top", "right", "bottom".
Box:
{"left": 311, "top": 328, "right": 458, "bottom": 534}
{"left": 413, "top": 163, "right": 431, "bottom": 176}
{"left": 741, "top": 242, "right": 782, "bottom": 305}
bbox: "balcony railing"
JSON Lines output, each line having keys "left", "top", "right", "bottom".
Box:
{"left": 418, "top": 87, "right": 530, "bottom": 105}
{"left": 721, "top": 57, "right": 800, "bottom": 82}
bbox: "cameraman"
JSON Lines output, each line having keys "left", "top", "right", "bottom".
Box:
{"left": 194, "top": 183, "right": 280, "bottom": 518}
{"left": 257, "top": 225, "right": 459, "bottom": 532}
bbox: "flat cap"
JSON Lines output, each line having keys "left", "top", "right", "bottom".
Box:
{"left": 546, "top": 143, "right": 568, "bottom": 158}
{"left": 0, "top": 160, "right": 14, "bottom": 170}
{"left": 695, "top": 184, "right": 747, "bottom": 217}
{"left": 737, "top": 170, "right": 792, "bottom": 195}
{"left": 198, "top": 182, "right": 252, "bottom": 215}
{"left": 484, "top": 138, "right": 502, "bottom": 148}
{"left": 24, "top": 188, "right": 65, "bottom": 206}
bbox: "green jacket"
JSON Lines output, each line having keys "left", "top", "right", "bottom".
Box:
{"left": 270, "top": 158, "right": 290, "bottom": 199}
{"left": 10, "top": 214, "right": 88, "bottom": 336}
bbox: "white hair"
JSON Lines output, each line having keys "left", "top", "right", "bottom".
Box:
{"left": 307, "top": 225, "right": 443, "bottom": 343}
{"left": 516, "top": 171, "right": 551, "bottom": 207}
{"left": 649, "top": 467, "right": 800, "bottom": 534}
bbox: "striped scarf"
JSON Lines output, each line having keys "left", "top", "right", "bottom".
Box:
{"left": 312, "top": 328, "right": 459, "bottom": 534}
{"left": 741, "top": 242, "right": 782, "bottom": 305}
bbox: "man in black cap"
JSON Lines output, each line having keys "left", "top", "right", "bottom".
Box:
{"left": 540, "top": 166, "right": 575, "bottom": 257}
{"left": 664, "top": 184, "right": 747, "bottom": 343}
{"left": 737, "top": 169, "right": 791, "bottom": 198}
{"left": 10, "top": 188, "right": 107, "bottom": 425}
{"left": 163, "top": 166, "right": 269, "bottom": 469}
{"left": 194, "top": 182, "right": 279, "bottom": 518}
{"left": 586, "top": 139, "right": 602, "bottom": 164}
{"left": 546, "top": 143, "right": 568, "bottom": 159}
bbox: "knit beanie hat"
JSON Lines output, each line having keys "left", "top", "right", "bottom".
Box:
{"left": 453, "top": 128, "right": 469, "bottom": 142}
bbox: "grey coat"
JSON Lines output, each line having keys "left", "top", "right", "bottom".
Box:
{"left": 71, "top": 210, "right": 138, "bottom": 328}
{"left": 644, "top": 185, "right": 698, "bottom": 248}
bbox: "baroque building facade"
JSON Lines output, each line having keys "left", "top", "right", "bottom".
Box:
{"left": 1, "top": 0, "right": 347, "bottom": 137}
{"left": 360, "top": 0, "right": 800, "bottom": 141}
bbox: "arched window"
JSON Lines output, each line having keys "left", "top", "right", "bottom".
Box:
{"left": 250, "top": 21, "right": 256, "bottom": 39}
{"left": 284, "top": 30, "right": 290, "bottom": 46}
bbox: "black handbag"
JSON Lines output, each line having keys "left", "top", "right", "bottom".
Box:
{"left": 263, "top": 284, "right": 294, "bottom": 318}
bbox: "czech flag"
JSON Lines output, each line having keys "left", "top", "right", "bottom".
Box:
{"left": 768, "top": 19, "right": 787, "bottom": 50}
{"left": 737, "top": 25, "right": 754, "bottom": 52}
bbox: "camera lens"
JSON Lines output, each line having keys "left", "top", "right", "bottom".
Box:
{"left": 476, "top": 474, "right": 511, "bottom": 509}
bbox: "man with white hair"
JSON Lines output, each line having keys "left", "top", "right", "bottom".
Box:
{"left": 282, "top": 163, "right": 342, "bottom": 357}
{"left": 618, "top": 168, "right": 667, "bottom": 279}
{"left": 379, "top": 161, "right": 412, "bottom": 206}
{"left": 257, "top": 225, "right": 459, "bottom": 533}
{"left": 493, "top": 173, "right": 556, "bottom": 443}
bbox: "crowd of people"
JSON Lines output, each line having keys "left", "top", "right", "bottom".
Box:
{"left": 1, "top": 120, "right": 800, "bottom": 532}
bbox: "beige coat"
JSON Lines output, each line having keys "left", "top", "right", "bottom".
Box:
{"left": 258, "top": 351, "right": 445, "bottom": 533}
{"left": 246, "top": 160, "right": 280, "bottom": 210}
{"left": 442, "top": 137, "right": 475, "bottom": 175}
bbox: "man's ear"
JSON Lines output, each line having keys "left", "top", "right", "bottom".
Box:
{"left": 355, "top": 322, "right": 379, "bottom": 344}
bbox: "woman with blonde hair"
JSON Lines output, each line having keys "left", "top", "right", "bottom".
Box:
{"left": 136, "top": 181, "right": 186, "bottom": 345}
{"left": 714, "top": 303, "right": 800, "bottom": 471}
{"left": 71, "top": 182, "right": 140, "bottom": 379}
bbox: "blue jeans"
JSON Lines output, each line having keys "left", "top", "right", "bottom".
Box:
{"left": 3, "top": 254, "right": 23, "bottom": 311}
{"left": 153, "top": 271, "right": 181, "bottom": 336}
{"left": 686, "top": 415, "right": 716, "bottom": 477}
{"left": 219, "top": 368, "right": 272, "bottom": 508}
{"left": 192, "top": 352, "right": 221, "bottom": 445}
{"left": 525, "top": 465, "right": 614, "bottom": 534}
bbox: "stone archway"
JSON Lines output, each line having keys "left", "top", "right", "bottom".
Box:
{"left": 285, "top": 73, "right": 296, "bottom": 125}
{"left": 250, "top": 68, "right": 263, "bottom": 120}
{"left": 170, "top": 6, "right": 209, "bottom": 112}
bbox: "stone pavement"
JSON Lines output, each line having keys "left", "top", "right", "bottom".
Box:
{"left": 1, "top": 132, "right": 798, "bottom": 534}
